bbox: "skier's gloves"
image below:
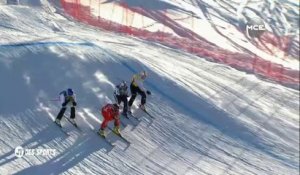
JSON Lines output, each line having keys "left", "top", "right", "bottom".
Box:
{"left": 73, "top": 102, "right": 77, "bottom": 107}
{"left": 146, "top": 90, "right": 151, "bottom": 95}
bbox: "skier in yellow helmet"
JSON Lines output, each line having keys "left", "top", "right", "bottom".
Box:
{"left": 128, "top": 71, "right": 151, "bottom": 113}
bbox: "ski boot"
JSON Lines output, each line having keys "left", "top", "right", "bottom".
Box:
{"left": 55, "top": 118, "right": 61, "bottom": 127}
{"left": 128, "top": 106, "right": 132, "bottom": 114}
{"left": 139, "top": 104, "right": 146, "bottom": 111}
{"left": 97, "top": 129, "right": 106, "bottom": 137}
{"left": 112, "top": 126, "right": 121, "bottom": 136}
{"left": 122, "top": 112, "right": 129, "bottom": 119}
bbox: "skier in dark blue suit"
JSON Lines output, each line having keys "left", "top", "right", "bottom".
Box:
{"left": 55, "top": 88, "right": 77, "bottom": 126}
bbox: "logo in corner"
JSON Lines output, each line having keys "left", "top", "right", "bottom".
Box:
{"left": 245, "top": 17, "right": 266, "bottom": 38}
{"left": 15, "top": 146, "right": 25, "bottom": 158}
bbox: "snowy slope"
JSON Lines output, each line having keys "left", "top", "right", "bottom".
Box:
{"left": 0, "top": 1, "right": 299, "bottom": 175}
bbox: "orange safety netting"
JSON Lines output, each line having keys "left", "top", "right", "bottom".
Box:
{"left": 60, "top": 0, "right": 299, "bottom": 87}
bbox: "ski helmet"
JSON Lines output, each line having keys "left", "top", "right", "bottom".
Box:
{"left": 67, "top": 88, "right": 74, "bottom": 96}
{"left": 120, "top": 81, "right": 127, "bottom": 89}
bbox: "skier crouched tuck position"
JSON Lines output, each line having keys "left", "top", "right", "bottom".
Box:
{"left": 128, "top": 71, "right": 151, "bottom": 113}
{"left": 114, "top": 81, "right": 129, "bottom": 117}
{"left": 98, "top": 103, "right": 121, "bottom": 137}
{"left": 55, "top": 88, "right": 77, "bottom": 126}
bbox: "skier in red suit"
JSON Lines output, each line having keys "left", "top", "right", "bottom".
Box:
{"left": 98, "top": 103, "right": 121, "bottom": 137}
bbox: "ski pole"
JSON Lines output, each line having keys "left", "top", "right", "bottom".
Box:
{"left": 49, "top": 98, "right": 60, "bottom": 102}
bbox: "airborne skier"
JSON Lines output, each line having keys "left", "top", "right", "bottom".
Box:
{"left": 98, "top": 103, "right": 121, "bottom": 137}
{"left": 128, "top": 71, "right": 151, "bottom": 113}
{"left": 55, "top": 88, "right": 77, "bottom": 126}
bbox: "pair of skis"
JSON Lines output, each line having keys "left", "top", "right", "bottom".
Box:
{"left": 54, "top": 119, "right": 72, "bottom": 136}
{"left": 93, "top": 129, "right": 115, "bottom": 147}
{"left": 63, "top": 115, "right": 82, "bottom": 132}
{"left": 94, "top": 127, "right": 130, "bottom": 146}
{"left": 54, "top": 121, "right": 70, "bottom": 135}
{"left": 120, "top": 113, "right": 140, "bottom": 127}
{"left": 140, "top": 108, "right": 155, "bottom": 119}
{"left": 54, "top": 115, "right": 81, "bottom": 135}
{"left": 128, "top": 107, "right": 155, "bottom": 120}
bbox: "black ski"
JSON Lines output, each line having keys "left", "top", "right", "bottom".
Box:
{"left": 93, "top": 129, "right": 115, "bottom": 147}
{"left": 108, "top": 127, "right": 130, "bottom": 144}
{"left": 141, "top": 109, "right": 155, "bottom": 119}
{"left": 54, "top": 121, "right": 69, "bottom": 136}
{"left": 121, "top": 113, "right": 139, "bottom": 126}
{"left": 64, "top": 115, "right": 82, "bottom": 132}
{"left": 128, "top": 112, "right": 141, "bottom": 121}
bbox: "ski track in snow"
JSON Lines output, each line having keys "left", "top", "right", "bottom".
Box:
{"left": 0, "top": 1, "right": 299, "bottom": 175}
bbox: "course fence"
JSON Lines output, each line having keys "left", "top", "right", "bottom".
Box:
{"left": 60, "top": 0, "right": 299, "bottom": 87}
